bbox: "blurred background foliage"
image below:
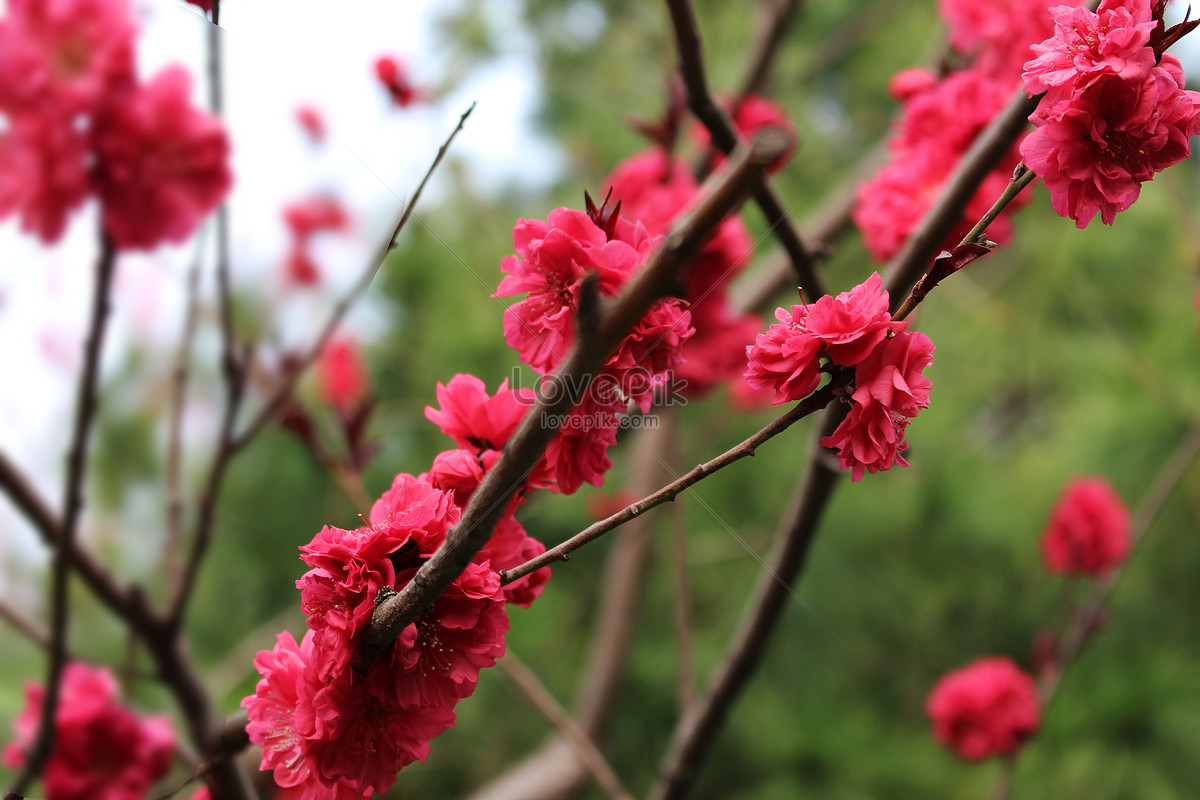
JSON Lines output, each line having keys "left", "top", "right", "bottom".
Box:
{"left": 4, "top": 0, "right": 1200, "bottom": 798}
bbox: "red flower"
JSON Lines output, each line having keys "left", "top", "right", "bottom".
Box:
{"left": 5, "top": 662, "right": 175, "bottom": 800}
{"left": 296, "top": 104, "right": 326, "bottom": 143}
{"left": 0, "top": 0, "right": 137, "bottom": 116}
{"left": 424, "top": 374, "right": 534, "bottom": 451}
{"left": 939, "top": 0, "right": 1084, "bottom": 80}
{"left": 1042, "top": 476, "right": 1131, "bottom": 576}
{"left": 1022, "top": 56, "right": 1200, "bottom": 227}
{"left": 285, "top": 194, "right": 350, "bottom": 240}
{"left": 0, "top": 113, "right": 91, "bottom": 243}
{"left": 1023, "top": 0, "right": 1157, "bottom": 98}
{"left": 744, "top": 304, "right": 824, "bottom": 404}
{"left": 927, "top": 656, "right": 1041, "bottom": 761}
{"left": 92, "top": 65, "right": 232, "bottom": 250}
{"left": 316, "top": 337, "right": 369, "bottom": 413}
{"left": 374, "top": 54, "right": 423, "bottom": 108}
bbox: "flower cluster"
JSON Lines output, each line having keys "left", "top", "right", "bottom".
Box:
{"left": 1041, "top": 476, "right": 1131, "bottom": 576}
{"left": 926, "top": 656, "right": 1042, "bottom": 761}
{"left": 745, "top": 273, "right": 936, "bottom": 481}
{"left": 0, "top": 0, "right": 231, "bottom": 248}
{"left": 604, "top": 149, "right": 761, "bottom": 399}
{"left": 1021, "top": 0, "right": 1200, "bottom": 227}
{"left": 854, "top": 1, "right": 1080, "bottom": 263}
{"left": 496, "top": 197, "right": 695, "bottom": 492}
{"left": 4, "top": 662, "right": 175, "bottom": 800}
{"left": 246, "top": 370, "right": 557, "bottom": 797}
{"left": 281, "top": 194, "right": 352, "bottom": 287}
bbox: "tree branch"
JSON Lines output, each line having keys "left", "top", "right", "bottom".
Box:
{"left": 6, "top": 236, "right": 118, "bottom": 800}
{"left": 665, "top": 0, "right": 826, "bottom": 299}
{"left": 357, "top": 130, "right": 790, "bottom": 672}
{"left": 500, "top": 377, "right": 843, "bottom": 585}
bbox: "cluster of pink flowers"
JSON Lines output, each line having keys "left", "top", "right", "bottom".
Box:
{"left": 926, "top": 656, "right": 1042, "bottom": 761}
{"left": 496, "top": 195, "right": 696, "bottom": 492}
{"left": 0, "top": 0, "right": 231, "bottom": 248}
{"left": 1042, "top": 476, "right": 1131, "bottom": 576}
{"left": 281, "top": 194, "right": 352, "bottom": 288}
{"left": 374, "top": 54, "right": 424, "bottom": 109}
{"left": 926, "top": 476, "right": 1130, "bottom": 761}
{"left": 604, "top": 148, "right": 765, "bottom": 401}
{"left": 5, "top": 662, "right": 176, "bottom": 800}
{"left": 245, "top": 371, "right": 557, "bottom": 797}
{"left": 1021, "top": 0, "right": 1200, "bottom": 227}
{"left": 745, "top": 273, "right": 936, "bottom": 481}
{"left": 854, "top": 1, "right": 1080, "bottom": 262}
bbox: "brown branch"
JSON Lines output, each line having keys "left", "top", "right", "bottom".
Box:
{"left": 165, "top": 258, "right": 203, "bottom": 593}
{"left": 356, "top": 132, "right": 788, "bottom": 671}
{"left": 233, "top": 103, "right": 475, "bottom": 452}
{"left": 649, "top": 414, "right": 844, "bottom": 800}
{"left": 0, "top": 597, "right": 50, "bottom": 650}
{"left": 466, "top": 425, "right": 667, "bottom": 800}
{"left": 665, "top": 0, "right": 827, "bottom": 300}
{"left": 6, "top": 236, "right": 118, "bottom": 800}
{"left": 501, "top": 378, "right": 842, "bottom": 585}
{"left": 986, "top": 419, "right": 1200, "bottom": 800}
{"left": 734, "top": 0, "right": 804, "bottom": 105}
{"left": 497, "top": 652, "right": 635, "bottom": 800}
{"left": 881, "top": 87, "right": 1039, "bottom": 310}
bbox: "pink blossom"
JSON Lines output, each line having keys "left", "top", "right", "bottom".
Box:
{"left": 283, "top": 243, "right": 322, "bottom": 288}
{"left": 891, "top": 69, "right": 1014, "bottom": 156}
{"left": 1042, "top": 476, "right": 1131, "bottom": 576}
{"left": 1023, "top": 0, "right": 1157, "bottom": 97}
{"left": 1021, "top": 58, "right": 1200, "bottom": 227}
{"left": 940, "top": 0, "right": 1084, "bottom": 79}
{"left": 888, "top": 68, "right": 937, "bottom": 102}
{"left": 424, "top": 374, "right": 535, "bottom": 452}
{"left": 695, "top": 94, "right": 796, "bottom": 174}
{"left": 92, "top": 65, "right": 232, "bottom": 250}
{"left": 804, "top": 272, "right": 902, "bottom": 367}
{"left": 818, "top": 330, "right": 936, "bottom": 481}
{"left": 926, "top": 656, "right": 1041, "bottom": 760}
{"left": 296, "top": 104, "right": 326, "bottom": 142}
{"left": 374, "top": 54, "right": 423, "bottom": 108}
{"left": 542, "top": 395, "right": 623, "bottom": 494}
{"left": 367, "top": 472, "right": 460, "bottom": 543}
{"left": 285, "top": 194, "right": 351, "bottom": 240}
{"left": 5, "top": 662, "right": 175, "bottom": 800}
{"left": 0, "top": 114, "right": 91, "bottom": 243}
{"left": 744, "top": 304, "right": 824, "bottom": 404}
{"left": 316, "top": 337, "right": 370, "bottom": 413}
{"left": 0, "top": 0, "right": 137, "bottom": 116}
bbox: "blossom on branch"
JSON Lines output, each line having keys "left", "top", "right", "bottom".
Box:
{"left": 4, "top": 663, "right": 175, "bottom": 800}
{"left": 926, "top": 656, "right": 1041, "bottom": 761}
{"left": 1021, "top": 0, "right": 1200, "bottom": 228}
{"left": 1041, "top": 476, "right": 1131, "bottom": 576}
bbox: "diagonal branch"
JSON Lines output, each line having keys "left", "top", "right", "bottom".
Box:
{"left": 665, "top": 0, "right": 827, "bottom": 299}
{"left": 356, "top": 130, "right": 791, "bottom": 671}
{"left": 6, "top": 235, "right": 118, "bottom": 800}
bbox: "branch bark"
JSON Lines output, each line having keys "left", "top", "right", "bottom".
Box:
{"left": 356, "top": 130, "right": 789, "bottom": 671}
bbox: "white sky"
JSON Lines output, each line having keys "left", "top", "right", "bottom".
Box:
{"left": 0, "top": 0, "right": 566, "bottom": 589}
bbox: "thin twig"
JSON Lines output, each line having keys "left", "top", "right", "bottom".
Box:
{"left": 664, "top": 415, "right": 695, "bottom": 712}
{"left": 734, "top": 0, "right": 803, "bottom": 105}
{"left": 986, "top": 419, "right": 1200, "bottom": 800}
{"left": 665, "top": 0, "right": 826, "bottom": 299}
{"left": 233, "top": 103, "right": 476, "bottom": 452}
{"left": 165, "top": 258, "right": 203, "bottom": 591}
{"left": 650, "top": 416, "right": 843, "bottom": 800}
{"left": 5, "top": 236, "right": 118, "bottom": 800}
{"left": 0, "top": 597, "right": 50, "bottom": 650}
{"left": 357, "top": 131, "right": 789, "bottom": 672}
{"left": 497, "top": 651, "right": 636, "bottom": 800}
{"left": 500, "top": 377, "right": 843, "bottom": 585}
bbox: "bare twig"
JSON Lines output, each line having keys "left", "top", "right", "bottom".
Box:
{"left": 666, "top": 0, "right": 826, "bottom": 299}
{"left": 501, "top": 377, "right": 843, "bottom": 585}
{"left": 6, "top": 236, "right": 118, "bottom": 800}
{"left": 0, "top": 597, "right": 50, "bottom": 650}
{"left": 357, "top": 132, "right": 789, "bottom": 671}
{"left": 233, "top": 103, "right": 476, "bottom": 451}
{"left": 986, "top": 419, "right": 1200, "bottom": 800}
{"left": 734, "top": 0, "right": 803, "bottom": 105}
{"left": 650, "top": 418, "right": 843, "bottom": 800}
{"left": 165, "top": 258, "right": 203, "bottom": 591}
{"left": 497, "top": 652, "right": 636, "bottom": 800}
